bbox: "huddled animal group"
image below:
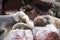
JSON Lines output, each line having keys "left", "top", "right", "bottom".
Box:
{"left": 34, "top": 15, "right": 60, "bottom": 29}
{"left": 0, "top": 10, "right": 60, "bottom": 40}
{"left": 4, "top": 24, "right": 60, "bottom": 40}
{"left": 0, "top": 10, "right": 34, "bottom": 40}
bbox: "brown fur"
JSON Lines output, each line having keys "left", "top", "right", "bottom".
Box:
{"left": 34, "top": 16, "right": 49, "bottom": 26}
{"left": 48, "top": 15, "right": 60, "bottom": 29}
{"left": 34, "top": 15, "right": 60, "bottom": 29}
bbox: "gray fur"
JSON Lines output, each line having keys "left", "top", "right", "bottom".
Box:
{"left": 0, "top": 11, "right": 34, "bottom": 40}
{"left": 0, "top": 15, "right": 17, "bottom": 40}
{"left": 0, "top": 15, "right": 16, "bottom": 30}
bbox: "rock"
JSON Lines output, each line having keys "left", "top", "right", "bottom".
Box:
{"left": 4, "top": 0, "right": 23, "bottom": 11}
{"left": 32, "top": 24, "right": 59, "bottom": 40}
{"left": 4, "top": 29, "right": 33, "bottom": 40}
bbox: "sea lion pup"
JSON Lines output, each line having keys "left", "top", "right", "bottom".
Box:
{"left": 42, "top": 15, "right": 60, "bottom": 29}
{"left": 34, "top": 15, "right": 60, "bottom": 29}
{"left": 12, "top": 22, "right": 34, "bottom": 30}
{"left": 34, "top": 15, "right": 50, "bottom": 26}
{"left": 1, "top": 10, "right": 33, "bottom": 37}
{"left": 4, "top": 11, "right": 34, "bottom": 36}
